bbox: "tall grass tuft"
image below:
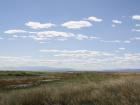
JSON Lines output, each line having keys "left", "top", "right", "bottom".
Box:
{"left": 0, "top": 77, "right": 140, "bottom": 105}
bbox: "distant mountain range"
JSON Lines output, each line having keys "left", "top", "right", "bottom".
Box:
{"left": 109, "top": 69, "right": 140, "bottom": 72}
{"left": 0, "top": 66, "right": 140, "bottom": 72}
{"left": 0, "top": 66, "right": 74, "bottom": 72}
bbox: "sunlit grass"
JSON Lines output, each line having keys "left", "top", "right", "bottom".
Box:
{"left": 0, "top": 71, "right": 140, "bottom": 105}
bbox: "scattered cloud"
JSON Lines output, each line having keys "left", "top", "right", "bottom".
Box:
{"left": 40, "top": 49, "right": 114, "bottom": 58}
{"left": 112, "top": 20, "right": 122, "bottom": 24}
{"left": 25, "top": 21, "right": 55, "bottom": 29}
{"left": 34, "top": 32, "right": 100, "bottom": 41}
{"left": 124, "top": 40, "right": 131, "bottom": 43}
{"left": 130, "top": 37, "right": 140, "bottom": 40}
{"left": 86, "top": 16, "right": 103, "bottom": 22}
{"left": 3, "top": 17, "right": 140, "bottom": 46}
{"left": 136, "top": 24, "right": 140, "bottom": 27}
{"left": 62, "top": 21, "right": 92, "bottom": 29}
{"left": 0, "top": 37, "right": 4, "bottom": 40}
{"left": 3, "top": 28, "right": 139, "bottom": 45}
{"left": 3, "top": 29, "right": 99, "bottom": 41}
{"left": 39, "top": 49, "right": 140, "bottom": 69}
{"left": 112, "top": 20, "right": 122, "bottom": 27}
{"left": 13, "top": 35, "right": 28, "bottom": 39}
{"left": 39, "top": 41, "right": 49, "bottom": 44}
{"left": 132, "top": 29, "right": 140, "bottom": 32}
{"left": 132, "top": 15, "right": 140, "bottom": 20}
{"left": 100, "top": 40, "right": 121, "bottom": 43}
{"left": 4, "top": 29, "right": 27, "bottom": 34}
{"left": 0, "top": 50, "right": 140, "bottom": 70}
{"left": 118, "top": 48, "right": 125, "bottom": 50}
{"left": 0, "top": 56, "right": 36, "bottom": 67}
{"left": 76, "top": 34, "right": 99, "bottom": 40}
{"left": 34, "top": 31, "right": 75, "bottom": 40}
{"left": 112, "top": 24, "right": 116, "bottom": 27}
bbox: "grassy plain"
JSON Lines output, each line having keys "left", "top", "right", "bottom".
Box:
{"left": 0, "top": 71, "right": 140, "bottom": 105}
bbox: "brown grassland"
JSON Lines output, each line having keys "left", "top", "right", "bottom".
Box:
{"left": 0, "top": 71, "right": 140, "bottom": 105}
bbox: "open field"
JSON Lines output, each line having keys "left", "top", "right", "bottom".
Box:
{"left": 0, "top": 71, "right": 140, "bottom": 105}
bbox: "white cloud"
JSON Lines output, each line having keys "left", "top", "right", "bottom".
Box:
{"left": 34, "top": 31, "right": 75, "bottom": 40}
{"left": 13, "top": 35, "right": 28, "bottom": 39}
{"left": 40, "top": 49, "right": 114, "bottom": 58}
{"left": 112, "top": 24, "right": 116, "bottom": 27}
{"left": 39, "top": 42, "right": 49, "bottom": 44}
{"left": 136, "top": 24, "right": 140, "bottom": 27}
{"left": 34, "top": 32, "right": 99, "bottom": 41}
{"left": 40, "top": 49, "right": 63, "bottom": 53}
{"left": 101, "top": 40, "right": 132, "bottom": 44}
{"left": 4, "top": 29, "right": 100, "bottom": 41}
{"left": 1, "top": 51, "right": 140, "bottom": 70}
{"left": 124, "top": 40, "right": 131, "bottom": 43}
{"left": 132, "top": 15, "right": 140, "bottom": 20}
{"left": 130, "top": 37, "right": 140, "bottom": 40}
{"left": 112, "top": 20, "right": 122, "bottom": 28}
{"left": 4, "top": 29, "right": 27, "bottom": 34}
{"left": 0, "top": 56, "right": 36, "bottom": 68}
{"left": 87, "top": 16, "right": 103, "bottom": 22}
{"left": 76, "top": 34, "right": 98, "bottom": 40}
{"left": 118, "top": 48, "right": 125, "bottom": 50}
{"left": 40, "top": 49, "right": 91, "bottom": 53}
{"left": 39, "top": 49, "right": 140, "bottom": 69}
{"left": 132, "top": 29, "right": 140, "bottom": 32}
{"left": 56, "top": 38, "right": 68, "bottom": 41}
{"left": 100, "top": 40, "right": 121, "bottom": 43}
{"left": 62, "top": 21, "right": 92, "bottom": 29}
{"left": 112, "top": 20, "right": 122, "bottom": 24}
{"left": 25, "top": 21, "right": 55, "bottom": 29}
{"left": 4, "top": 30, "right": 76, "bottom": 41}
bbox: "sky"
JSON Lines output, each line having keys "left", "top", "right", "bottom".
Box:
{"left": 0, "top": 0, "right": 140, "bottom": 70}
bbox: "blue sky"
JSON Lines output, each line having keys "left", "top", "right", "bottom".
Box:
{"left": 0, "top": 0, "right": 140, "bottom": 70}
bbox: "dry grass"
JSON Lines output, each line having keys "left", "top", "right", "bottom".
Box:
{"left": 0, "top": 72, "right": 121, "bottom": 90}
{"left": 0, "top": 76, "right": 140, "bottom": 105}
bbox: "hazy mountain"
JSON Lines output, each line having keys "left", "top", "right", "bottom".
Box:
{"left": 0, "top": 66, "right": 139, "bottom": 72}
{"left": 0, "top": 66, "right": 74, "bottom": 72}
